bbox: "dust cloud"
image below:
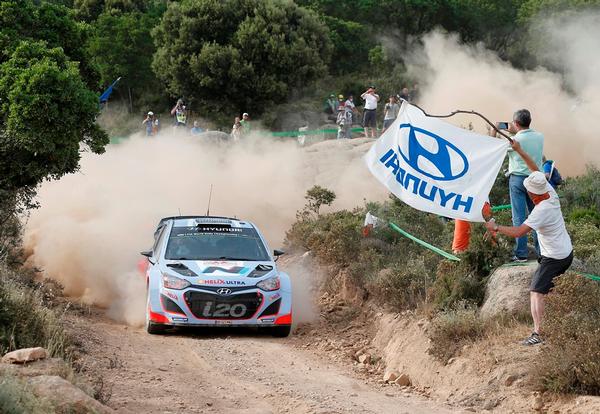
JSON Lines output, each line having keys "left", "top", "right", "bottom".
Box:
{"left": 24, "top": 131, "right": 385, "bottom": 325}
{"left": 408, "top": 13, "right": 600, "bottom": 175}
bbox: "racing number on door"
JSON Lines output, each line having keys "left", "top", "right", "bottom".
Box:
{"left": 202, "top": 303, "right": 247, "bottom": 318}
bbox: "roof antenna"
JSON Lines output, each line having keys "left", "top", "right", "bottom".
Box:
{"left": 206, "top": 184, "right": 213, "bottom": 216}
{"left": 178, "top": 208, "right": 182, "bottom": 216}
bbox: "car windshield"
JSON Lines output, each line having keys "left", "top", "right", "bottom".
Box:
{"left": 164, "top": 225, "right": 270, "bottom": 261}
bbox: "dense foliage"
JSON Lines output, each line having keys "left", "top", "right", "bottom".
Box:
{"left": 152, "top": 0, "right": 332, "bottom": 119}
{"left": 0, "top": 0, "right": 591, "bottom": 125}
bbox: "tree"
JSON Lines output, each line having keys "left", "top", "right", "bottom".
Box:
{"left": 0, "top": 41, "right": 108, "bottom": 207}
{"left": 321, "top": 16, "right": 373, "bottom": 74}
{"left": 0, "top": 0, "right": 99, "bottom": 88}
{"left": 87, "top": 8, "right": 165, "bottom": 110}
{"left": 152, "top": 0, "right": 332, "bottom": 118}
{"left": 518, "top": 0, "right": 600, "bottom": 22}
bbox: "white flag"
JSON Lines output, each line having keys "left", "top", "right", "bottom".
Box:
{"left": 364, "top": 102, "right": 508, "bottom": 222}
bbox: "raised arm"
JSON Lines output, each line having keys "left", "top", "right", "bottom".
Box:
{"left": 511, "top": 140, "right": 539, "bottom": 173}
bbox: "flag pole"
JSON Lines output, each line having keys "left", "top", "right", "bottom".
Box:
{"left": 407, "top": 101, "right": 514, "bottom": 143}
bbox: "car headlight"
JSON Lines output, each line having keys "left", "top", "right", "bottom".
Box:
{"left": 162, "top": 273, "right": 191, "bottom": 290}
{"left": 256, "top": 275, "right": 280, "bottom": 291}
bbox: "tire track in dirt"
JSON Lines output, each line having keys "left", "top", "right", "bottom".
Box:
{"left": 68, "top": 309, "right": 462, "bottom": 414}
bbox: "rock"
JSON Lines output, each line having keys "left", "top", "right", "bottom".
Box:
{"left": 483, "top": 399, "right": 499, "bottom": 410}
{"left": 480, "top": 263, "right": 537, "bottom": 319}
{"left": 28, "top": 375, "right": 114, "bottom": 413}
{"left": 504, "top": 374, "right": 519, "bottom": 387}
{"left": 2, "top": 347, "right": 48, "bottom": 364}
{"left": 383, "top": 371, "right": 399, "bottom": 383}
{"left": 395, "top": 374, "right": 411, "bottom": 387}
{"left": 532, "top": 394, "right": 544, "bottom": 411}
{"left": 358, "top": 354, "right": 371, "bottom": 365}
{"left": 0, "top": 357, "right": 66, "bottom": 377}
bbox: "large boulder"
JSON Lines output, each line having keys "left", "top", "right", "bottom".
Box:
{"left": 0, "top": 357, "right": 66, "bottom": 377}
{"left": 480, "top": 263, "right": 537, "bottom": 319}
{"left": 2, "top": 347, "right": 47, "bottom": 364}
{"left": 27, "top": 375, "right": 114, "bottom": 414}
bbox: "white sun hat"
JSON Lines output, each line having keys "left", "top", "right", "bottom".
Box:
{"left": 524, "top": 171, "right": 548, "bottom": 195}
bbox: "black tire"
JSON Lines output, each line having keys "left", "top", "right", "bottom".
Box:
{"left": 146, "top": 321, "right": 167, "bottom": 335}
{"left": 270, "top": 325, "right": 291, "bottom": 338}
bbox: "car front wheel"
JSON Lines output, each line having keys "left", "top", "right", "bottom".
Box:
{"left": 269, "top": 325, "right": 291, "bottom": 338}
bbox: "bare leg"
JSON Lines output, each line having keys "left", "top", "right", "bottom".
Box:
{"left": 530, "top": 291, "right": 545, "bottom": 333}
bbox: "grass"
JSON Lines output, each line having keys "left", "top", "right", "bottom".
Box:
{"left": 0, "top": 372, "right": 53, "bottom": 414}
{"left": 0, "top": 264, "right": 71, "bottom": 359}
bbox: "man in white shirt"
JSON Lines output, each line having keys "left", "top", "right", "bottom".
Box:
{"left": 485, "top": 140, "right": 573, "bottom": 346}
{"left": 361, "top": 86, "right": 380, "bottom": 138}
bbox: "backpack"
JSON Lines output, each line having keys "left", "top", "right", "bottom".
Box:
{"left": 544, "top": 160, "right": 563, "bottom": 187}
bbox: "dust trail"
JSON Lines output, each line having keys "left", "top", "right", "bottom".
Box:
{"left": 408, "top": 13, "right": 600, "bottom": 175}
{"left": 24, "top": 131, "right": 385, "bottom": 325}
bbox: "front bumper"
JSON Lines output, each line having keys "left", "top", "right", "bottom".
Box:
{"left": 149, "top": 286, "right": 292, "bottom": 327}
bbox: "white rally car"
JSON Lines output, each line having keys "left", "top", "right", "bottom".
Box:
{"left": 140, "top": 216, "right": 292, "bottom": 337}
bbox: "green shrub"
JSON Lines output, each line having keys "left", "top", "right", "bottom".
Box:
{"left": 0, "top": 265, "right": 71, "bottom": 359}
{"left": 566, "top": 218, "right": 600, "bottom": 260}
{"left": 534, "top": 273, "right": 600, "bottom": 395}
{"left": 367, "top": 255, "right": 431, "bottom": 310}
{"left": 427, "top": 303, "right": 485, "bottom": 362}
{"left": 561, "top": 165, "right": 600, "bottom": 215}
{"left": 0, "top": 373, "right": 53, "bottom": 414}
{"left": 430, "top": 222, "right": 511, "bottom": 309}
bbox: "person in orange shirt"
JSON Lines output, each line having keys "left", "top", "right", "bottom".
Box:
{"left": 452, "top": 202, "right": 493, "bottom": 254}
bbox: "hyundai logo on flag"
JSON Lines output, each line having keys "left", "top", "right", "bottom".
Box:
{"left": 398, "top": 124, "right": 469, "bottom": 181}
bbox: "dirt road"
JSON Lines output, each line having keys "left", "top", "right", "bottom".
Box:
{"left": 68, "top": 310, "right": 461, "bottom": 414}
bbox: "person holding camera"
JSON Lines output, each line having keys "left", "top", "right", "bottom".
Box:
{"left": 142, "top": 111, "right": 155, "bottom": 136}
{"left": 170, "top": 98, "right": 187, "bottom": 127}
{"left": 382, "top": 95, "right": 400, "bottom": 133}
{"left": 502, "top": 109, "right": 544, "bottom": 262}
{"left": 361, "top": 86, "right": 380, "bottom": 138}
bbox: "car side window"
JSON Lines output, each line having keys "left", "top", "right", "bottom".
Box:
{"left": 152, "top": 225, "right": 167, "bottom": 259}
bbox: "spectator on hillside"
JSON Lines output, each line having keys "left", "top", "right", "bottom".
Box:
{"left": 382, "top": 95, "right": 400, "bottom": 133}
{"left": 142, "top": 111, "right": 155, "bottom": 136}
{"left": 240, "top": 112, "right": 251, "bottom": 135}
{"left": 152, "top": 116, "right": 160, "bottom": 135}
{"left": 361, "top": 86, "right": 380, "bottom": 138}
{"left": 231, "top": 116, "right": 242, "bottom": 142}
{"left": 399, "top": 87, "right": 411, "bottom": 102}
{"left": 343, "top": 95, "right": 357, "bottom": 138}
{"left": 503, "top": 109, "right": 544, "bottom": 262}
{"left": 324, "top": 94, "right": 338, "bottom": 118}
{"left": 190, "top": 120, "right": 204, "bottom": 136}
{"left": 452, "top": 203, "right": 493, "bottom": 254}
{"left": 542, "top": 156, "right": 563, "bottom": 189}
{"left": 485, "top": 140, "right": 572, "bottom": 346}
{"left": 171, "top": 99, "right": 187, "bottom": 127}
{"left": 336, "top": 104, "right": 352, "bottom": 140}
{"left": 411, "top": 84, "right": 420, "bottom": 103}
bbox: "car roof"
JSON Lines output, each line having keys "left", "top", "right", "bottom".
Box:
{"left": 158, "top": 215, "right": 255, "bottom": 229}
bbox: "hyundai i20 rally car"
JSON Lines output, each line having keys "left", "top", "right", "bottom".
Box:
{"left": 140, "top": 216, "right": 292, "bottom": 337}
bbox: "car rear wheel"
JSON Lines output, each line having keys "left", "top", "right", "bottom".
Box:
{"left": 270, "top": 325, "right": 291, "bottom": 338}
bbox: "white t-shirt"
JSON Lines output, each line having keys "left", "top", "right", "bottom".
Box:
{"left": 524, "top": 183, "right": 572, "bottom": 259}
{"left": 362, "top": 93, "right": 379, "bottom": 110}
